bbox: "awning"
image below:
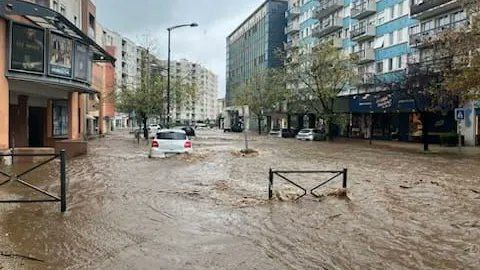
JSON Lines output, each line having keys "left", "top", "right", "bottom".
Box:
{"left": 0, "top": 0, "right": 115, "bottom": 64}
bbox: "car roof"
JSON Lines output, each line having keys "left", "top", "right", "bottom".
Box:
{"left": 157, "top": 129, "right": 186, "bottom": 134}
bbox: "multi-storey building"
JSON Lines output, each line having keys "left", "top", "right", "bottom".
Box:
{"left": 408, "top": 0, "right": 477, "bottom": 145}
{"left": 0, "top": 1, "right": 113, "bottom": 157}
{"left": 159, "top": 59, "right": 219, "bottom": 124}
{"left": 226, "top": 0, "right": 288, "bottom": 107}
{"left": 225, "top": 0, "right": 288, "bottom": 131}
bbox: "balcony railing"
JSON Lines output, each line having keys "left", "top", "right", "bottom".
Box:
{"left": 350, "top": 24, "right": 376, "bottom": 41}
{"left": 351, "top": 1, "right": 376, "bottom": 20}
{"left": 409, "top": 19, "right": 468, "bottom": 47}
{"left": 285, "top": 6, "right": 301, "bottom": 19}
{"left": 353, "top": 48, "right": 375, "bottom": 63}
{"left": 312, "top": 16, "right": 343, "bottom": 38}
{"left": 285, "top": 23, "right": 300, "bottom": 34}
{"left": 314, "top": 0, "right": 344, "bottom": 20}
{"left": 407, "top": 54, "right": 455, "bottom": 74}
{"left": 410, "top": 0, "right": 461, "bottom": 19}
{"left": 356, "top": 72, "right": 375, "bottom": 86}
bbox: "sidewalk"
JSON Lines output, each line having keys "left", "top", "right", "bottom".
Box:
{"left": 334, "top": 137, "right": 480, "bottom": 158}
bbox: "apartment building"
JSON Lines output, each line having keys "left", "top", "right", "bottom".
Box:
{"left": 0, "top": 1, "right": 114, "bottom": 157}
{"left": 159, "top": 59, "right": 219, "bottom": 124}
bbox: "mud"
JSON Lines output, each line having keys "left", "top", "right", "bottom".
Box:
{"left": 0, "top": 130, "right": 479, "bottom": 269}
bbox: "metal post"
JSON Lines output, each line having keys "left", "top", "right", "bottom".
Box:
{"left": 60, "top": 150, "right": 67, "bottom": 212}
{"left": 342, "top": 168, "right": 348, "bottom": 189}
{"left": 166, "top": 29, "right": 171, "bottom": 129}
{"left": 268, "top": 168, "right": 273, "bottom": 200}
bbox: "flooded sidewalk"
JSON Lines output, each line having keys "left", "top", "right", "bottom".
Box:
{"left": 0, "top": 130, "right": 479, "bottom": 269}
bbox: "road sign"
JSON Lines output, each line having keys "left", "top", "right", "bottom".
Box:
{"left": 455, "top": 108, "right": 465, "bottom": 121}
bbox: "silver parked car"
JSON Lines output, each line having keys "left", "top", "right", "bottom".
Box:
{"left": 295, "top": 129, "right": 325, "bottom": 141}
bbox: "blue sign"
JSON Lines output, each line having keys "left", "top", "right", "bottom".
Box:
{"left": 455, "top": 108, "right": 465, "bottom": 121}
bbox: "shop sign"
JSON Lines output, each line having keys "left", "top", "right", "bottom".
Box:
{"left": 10, "top": 23, "right": 45, "bottom": 73}
{"left": 49, "top": 32, "right": 73, "bottom": 77}
{"left": 376, "top": 94, "right": 393, "bottom": 109}
{"left": 74, "top": 42, "right": 91, "bottom": 82}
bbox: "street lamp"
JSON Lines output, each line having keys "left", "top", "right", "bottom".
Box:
{"left": 166, "top": 23, "right": 198, "bottom": 128}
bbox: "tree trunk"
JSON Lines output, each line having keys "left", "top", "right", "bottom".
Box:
{"left": 143, "top": 117, "right": 148, "bottom": 139}
{"left": 258, "top": 117, "right": 262, "bottom": 135}
{"left": 327, "top": 121, "right": 335, "bottom": 141}
{"left": 287, "top": 114, "right": 291, "bottom": 130}
{"left": 422, "top": 111, "right": 429, "bottom": 151}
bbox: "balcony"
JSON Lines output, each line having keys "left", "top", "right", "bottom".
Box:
{"left": 351, "top": 1, "right": 376, "bottom": 20}
{"left": 285, "top": 6, "right": 301, "bottom": 19}
{"left": 314, "top": 0, "right": 344, "bottom": 20}
{"left": 410, "top": 0, "right": 461, "bottom": 20}
{"left": 352, "top": 48, "right": 375, "bottom": 64}
{"left": 356, "top": 72, "right": 375, "bottom": 86}
{"left": 407, "top": 54, "right": 455, "bottom": 74}
{"left": 409, "top": 19, "right": 468, "bottom": 47}
{"left": 350, "top": 24, "right": 376, "bottom": 41}
{"left": 285, "top": 23, "right": 300, "bottom": 34}
{"left": 312, "top": 16, "right": 343, "bottom": 38}
{"left": 317, "top": 37, "right": 343, "bottom": 49}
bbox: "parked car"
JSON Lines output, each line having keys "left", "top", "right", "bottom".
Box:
{"left": 149, "top": 129, "right": 192, "bottom": 158}
{"left": 295, "top": 129, "right": 325, "bottom": 141}
{"left": 175, "top": 126, "right": 196, "bottom": 137}
{"left": 269, "top": 128, "right": 282, "bottom": 137}
{"left": 148, "top": 124, "right": 162, "bottom": 138}
{"left": 281, "top": 128, "right": 298, "bottom": 138}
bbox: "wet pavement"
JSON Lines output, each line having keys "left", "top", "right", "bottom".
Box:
{"left": 0, "top": 129, "right": 479, "bottom": 269}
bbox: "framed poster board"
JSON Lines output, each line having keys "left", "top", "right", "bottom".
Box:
{"left": 49, "top": 32, "right": 73, "bottom": 77}
{"left": 10, "top": 23, "right": 45, "bottom": 73}
{"left": 74, "top": 42, "right": 91, "bottom": 82}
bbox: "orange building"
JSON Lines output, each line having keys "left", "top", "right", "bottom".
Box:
{"left": 0, "top": 1, "right": 114, "bottom": 157}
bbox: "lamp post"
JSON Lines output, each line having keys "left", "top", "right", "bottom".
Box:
{"left": 167, "top": 23, "right": 198, "bottom": 128}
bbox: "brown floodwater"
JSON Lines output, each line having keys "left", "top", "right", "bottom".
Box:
{"left": 0, "top": 130, "right": 479, "bottom": 269}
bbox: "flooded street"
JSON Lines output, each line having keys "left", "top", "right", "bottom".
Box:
{"left": 1, "top": 129, "right": 479, "bottom": 269}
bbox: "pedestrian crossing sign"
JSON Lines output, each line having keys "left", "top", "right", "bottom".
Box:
{"left": 455, "top": 108, "right": 465, "bottom": 121}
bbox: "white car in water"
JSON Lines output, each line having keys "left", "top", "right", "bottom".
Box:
{"left": 295, "top": 129, "right": 325, "bottom": 141}
{"left": 149, "top": 129, "right": 192, "bottom": 158}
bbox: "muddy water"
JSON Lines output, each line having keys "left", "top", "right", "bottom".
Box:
{"left": 0, "top": 130, "right": 479, "bottom": 269}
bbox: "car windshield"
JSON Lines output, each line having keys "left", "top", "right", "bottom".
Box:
{"left": 156, "top": 132, "right": 187, "bottom": 140}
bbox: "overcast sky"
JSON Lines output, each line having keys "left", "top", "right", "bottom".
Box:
{"left": 95, "top": 0, "right": 266, "bottom": 98}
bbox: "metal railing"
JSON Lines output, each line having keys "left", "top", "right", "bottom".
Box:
{"left": 268, "top": 168, "right": 348, "bottom": 200}
{"left": 0, "top": 150, "right": 67, "bottom": 212}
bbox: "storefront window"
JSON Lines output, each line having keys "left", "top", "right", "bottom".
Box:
{"left": 53, "top": 100, "right": 68, "bottom": 137}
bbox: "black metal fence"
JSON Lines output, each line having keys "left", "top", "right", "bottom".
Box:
{"left": 0, "top": 150, "right": 67, "bottom": 212}
{"left": 268, "top": 168, "right": 347, "bottom": 200}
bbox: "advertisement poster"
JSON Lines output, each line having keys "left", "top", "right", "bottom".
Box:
{"left": 10, "top": 23, "right": 45, "bottom": 73}
{"left": 49, "top": 33, "right": 73, "bottom": 77}
{"left": 74, "top": 42, "right": 90, "bottom": 81}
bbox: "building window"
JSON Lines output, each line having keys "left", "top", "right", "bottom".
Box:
{"left": 376, "top": 62, "right": 384, "bottom": 73}
{"left": 388, "top": 58, "right": 393, "bottom": 71}
{"left": 52, "top": 100, "right": 68, "bottom": 137}
{"left": 397, "top": 56, "right": 402, "bottom": 69}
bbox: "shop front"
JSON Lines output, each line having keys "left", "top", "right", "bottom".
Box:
{"left": 348, "top": 92, "right": 456, "bottom": 143}
{"left": 0, "top": 1, "right": 114, "bottom": 157}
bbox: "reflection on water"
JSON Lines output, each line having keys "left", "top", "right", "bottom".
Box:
{"left": 0, "top": 130, "right": 479, "bottom": 269}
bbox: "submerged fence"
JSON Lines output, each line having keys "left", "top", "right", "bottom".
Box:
{"left": 0, "top": 150, "right": 67, "bottom": 212}
{"left": 268, "top": 168, "right": 347, "bottom": 200}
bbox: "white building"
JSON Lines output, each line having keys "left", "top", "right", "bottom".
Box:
{"left": 159, "top": 59, "right": 219, "bottom": 124}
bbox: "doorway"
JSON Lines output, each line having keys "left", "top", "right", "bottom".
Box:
{"left": 28, "top": 107, "right": 46, "bottom": 147}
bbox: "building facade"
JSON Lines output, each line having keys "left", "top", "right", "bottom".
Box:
{"left": 159, "top": 59, "right": 219, "bottom": 124}
{"left": 285, "top": 0, "right": 472, "bottom": 143}
{"left": 0, "top": 1, "right": 113, "bottom": 157}
{"left": 226, "top": 0, "right": 288, "bottom": 107}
